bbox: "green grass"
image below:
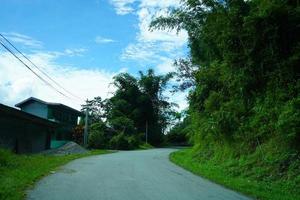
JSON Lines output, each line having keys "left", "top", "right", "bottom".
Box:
{"left": 139, "top": 143, "right": 154, "bottom": 150}
{"left": 0, "top": 149, "right": 112, "bottom": 200}
{"left": 170, "top": 148, "right": 300, "bottom": 200}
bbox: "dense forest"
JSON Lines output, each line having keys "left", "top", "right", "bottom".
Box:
{"left": 150, "top": 0, "right": 299, "bottom": 199}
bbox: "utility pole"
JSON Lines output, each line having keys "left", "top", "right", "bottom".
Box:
{"left": 145, "top": 120, "right": 148, "bottom": 144}
{"left": 84, "top": 101, "right": 88, "bottom": 147}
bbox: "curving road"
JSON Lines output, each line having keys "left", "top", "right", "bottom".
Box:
{"left": 27, "top": 148, "right": 251, "bottom": 200}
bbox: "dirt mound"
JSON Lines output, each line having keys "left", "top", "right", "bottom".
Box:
{"left": 42, "top": 142, "right": 88, "bottom": 155}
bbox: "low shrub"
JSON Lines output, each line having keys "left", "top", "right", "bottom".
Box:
{"left": 0, "top": 149, "right": 12, "bottom": 167}
{"left": 109, "top": 133, "right": 140, "bottom": 150}
{"left": 109, "top": 133, "right": 129, "bottom": 150}
{"left": 88, "top": 122, "right": 110, "bottom": 149}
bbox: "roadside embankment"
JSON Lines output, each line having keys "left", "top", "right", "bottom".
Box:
{"left": 170, "top": 148, "right": 300, "bottom": 200}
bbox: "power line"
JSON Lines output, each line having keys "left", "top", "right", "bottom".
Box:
{"left": 0, "top": 33, "right": 83, "bottom": 101}
{"left": 0, "top": 40, "right": 73, "bottom": 99}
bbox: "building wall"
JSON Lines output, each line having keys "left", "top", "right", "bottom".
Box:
{"left": 48, "top": 106, "right": 78, "bottom": 146}
{"left": 15, "top": 100, "right": 81, "bottom": 149}
{"left": 21, "top": 101, "right": 48, "bottom": 119}
{"left": 0, "top": 113, "right": 51, "bottom": 153}
{"left": 48, "top": 106, "right": 78, "bottom": 126}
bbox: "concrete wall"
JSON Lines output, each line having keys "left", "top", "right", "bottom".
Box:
{"left": 21, "top": 101, "right": 48, "bottom": 119}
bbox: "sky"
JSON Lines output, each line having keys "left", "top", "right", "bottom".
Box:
{"left": 0, "top": 0, "right": 189, "bottom": 111}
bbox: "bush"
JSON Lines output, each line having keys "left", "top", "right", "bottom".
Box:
{"left": 167, "top": 116, "right": 191, "bottom": 145}
{"left": 109, "top": 133, "right": 140, "bottom": 150}
{"left": 109, "top": 133, "right": 129, "bottom": 150}
{"left": 89, "top": 131, "right": 108, "bottom": 149}
{"left": 127, "top": 135, "right": 139, "bottom": 149}
{"left": 276, "top": 97, "right": 300, "bottom": 150}
{"left": 88, "top": 122, "right": 109, "bottom": 149}
{"left": 0, "top": 149, "right": 12, "bottom": 167}
{"left": 139, "top": 143, "right": 154, "bottom": 149}
{"left": 109, "top": 116, "right": 135, "bottom": 135}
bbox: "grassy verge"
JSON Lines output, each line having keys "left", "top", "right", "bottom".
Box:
{"left": 139, "top": 143, "right": 154, "bottom": 150}
{"left": 170, "top": 148, "right": 300, "bottom": 200}
{"left": 0, "top": 149, "right": 112, "bottom": 200}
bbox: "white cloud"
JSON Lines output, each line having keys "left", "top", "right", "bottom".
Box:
{"left": 0, "top": 50, "right": 117, "bottom": 110}
{"left": 95, "top": 36, "right": 116, "bottom": 44}
{"left": 119, "top": 0, "right": 188, "bottom": 72}
{"left": 156, "top": 57, "right": 175, "bottom": 74}
{"left": 140, "top": 0, "right": 180, "bottom": 8}
{"left": 109, "top": 0, "right": 188, "bottom": 58}
{"left": 64, "top": 48, "right": 87, "bottom": 57}
{"left": 110, "top": 0, "right": 181, "bottom": 15}
{"left": 109, "top": 0, "right": 136, "bottom": 15}
{"left": 137, "top": 8, "right": 187, "bottom": 45}
{"left": 172, "top": 92, "right": 188, "bottom": 111}
{"left": 1, "top": 32, "right": 43, "bottom": 48}
{"left": 121, "top": 42, "right": 158, "bottom": 61}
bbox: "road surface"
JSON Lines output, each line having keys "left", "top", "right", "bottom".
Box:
{"left": 27, "top": 148, "right": 251, "bottom": 200}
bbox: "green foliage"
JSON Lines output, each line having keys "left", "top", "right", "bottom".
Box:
{"left": 139, "top": 143, "right": 154, "bottom": 150}
{"left": 166, "top": 114, "right": 191, "bottom": 145}
{"left": 81, "top": 97, "right": 105, "bottom": 124}
{"left": 152, "top": 0, "right": 300, "bottom": 154}
{"left": 88, "top": 122, "right": 110, "bottom": 149}
{"left": 170, "top": 148, "right": 300, "bottom": 200}
{"left": 0, "top": 149, "right": 12, "bottom": 167}
{"left": 88, "top": 120, "right": 143, "bottom": 151}
{"left": 109, "top": 116, "right": 135, "bottom": 135}
{"left": 152, "top": 0, "right": 300, "bottom": 198}
{"left": 109, "top": 133, "right": 139, "bottom": 150}
{"left": 86, "top": 69, "right": 175, "bottom": 149}
{"left": 276, "top": 97, "right": 300, "bottom": 150}
{"left": 109, "top": 133, "right": 128, "bottom": 150}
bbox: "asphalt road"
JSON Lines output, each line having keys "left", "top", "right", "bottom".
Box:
{"left": 27, "top": 148, "right": 251, "bottom": 200}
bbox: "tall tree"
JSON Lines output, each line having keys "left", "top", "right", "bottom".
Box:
{"left": 151, "top": 0, "right": 300, "bottom": 152}
{"left": 138, "top": 69, "right": 175, "bottom": 144}
{"left": 105, "top": 69, "right": 175, "bottom": 146}
{"left": 81, "top": 97, "right": 105, "bottom": 124}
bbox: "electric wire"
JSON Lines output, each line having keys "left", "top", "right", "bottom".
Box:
{"left": 0, "top": 33, "right": 84, "bottom": 101}
{"left": 0, "top": 40, "right": 73, "bottom": 100}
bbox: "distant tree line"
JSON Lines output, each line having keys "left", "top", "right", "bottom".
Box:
{"left": 76, "top": 69, "right": 177, "bottom": 150}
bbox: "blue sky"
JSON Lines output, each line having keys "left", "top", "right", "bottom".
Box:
{"left": 0, "top": 0, "right": 188, "bottom": 110}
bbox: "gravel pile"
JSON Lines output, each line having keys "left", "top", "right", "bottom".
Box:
{"left": 42, "top": 141, "right": 88, "bottom": 155}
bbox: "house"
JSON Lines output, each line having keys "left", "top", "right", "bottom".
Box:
{"left": 0, "top": 103, "right": 57, "bottom": 153}
{"left": 15, "top": 97, "right": 82, "bottom": 148}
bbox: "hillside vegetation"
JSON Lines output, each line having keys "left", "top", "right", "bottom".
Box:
{"left": 151, "top": 0, "right": 300, "bottom": 199}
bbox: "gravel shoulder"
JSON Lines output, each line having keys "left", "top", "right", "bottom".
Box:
{"left": 41, "top": 142, "right": 88, "bottom": 155}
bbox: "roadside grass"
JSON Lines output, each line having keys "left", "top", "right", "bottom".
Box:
{"left": 139, "top": 143, "right": 154, "bottom": 150}
{"left": 0, "top": 149, "right": 112, "bottom": 200}
{"left": 170, "top": 148, "right": 300, "bottom": 200}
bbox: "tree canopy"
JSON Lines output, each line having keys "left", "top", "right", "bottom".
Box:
{"left": 83, "top": 69, "right": 175, "bottom": 149}
{"left": 152, "top": 0, "right": 299, "bottom": 150}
